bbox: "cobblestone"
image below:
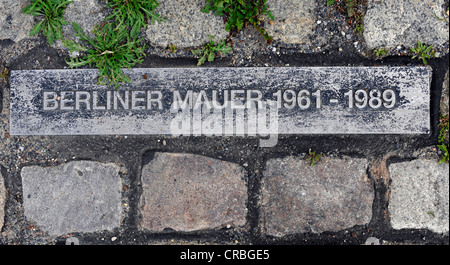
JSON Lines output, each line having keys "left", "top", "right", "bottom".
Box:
{"left": 363, "top": 0, "right": 449, "bottom": 51}
{"left": 389, "top": 159, "right": 449, "bottom": 234}
{"left": 0, "top": 0, "right": 36, "bottom": 43}
{"left": 140, "top": 152, "right": 247, "bottom": 232}
{"left": 0, "top": 168, "right": 5, "bottom": 229}
{"left": 21, "top": 161, "right": 122, "bottom": 236}
{"left": 262, "top": 156, "right": 373, "bottom": 236}
{"left": 265, "top": 0, "right": 316, "bottom": 44}
{"left": 145, "top": 0, "right": 228, "bottom": 48}
{"left": 441, "top": 71, "right": 449, "bottom": 116}
{"left": 54, "top": 0, "right": 107, "bottom": 53}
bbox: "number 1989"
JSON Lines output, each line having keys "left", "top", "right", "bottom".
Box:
{"left": 344, "top": 89, "right": 396, "bottom": 109}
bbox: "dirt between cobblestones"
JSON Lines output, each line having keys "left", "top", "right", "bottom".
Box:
{"left": 0, "top": 1, "right": 449, "bottom": 246}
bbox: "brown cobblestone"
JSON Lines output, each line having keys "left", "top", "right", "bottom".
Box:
{"left": 140, "top": 152, "right": 247, "bottom": 232}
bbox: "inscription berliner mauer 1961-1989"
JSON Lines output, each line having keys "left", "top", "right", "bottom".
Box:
{"left": 9, "top": 67, "right": 431, "bottom": 136}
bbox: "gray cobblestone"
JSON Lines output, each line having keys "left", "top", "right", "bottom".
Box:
{"left": 441, "top": 71, "right": 449, "bottom": 116}
{"left": 21, "top": 161, "right": 122, "bottom": 236}
{"left": 265, "top": 0, "right": 316, "bottom": 44}
{"left": 54, "top": 0, "right": 107, "bottom": 53}
{"left": 0, "top": 0, "right": 36, "bottom": 42}
{"left": 363, "top": 0, "right": 449, "bottom": 50}
{"left": 0, "top": 169, "right": 5, "bottom": 229}
{"left": 389, "top": 159, "right": 449, "bottom": 234}
{"left": 262, "top": 156, "right": 373, "bottom": 236}
{"left": 0, "top": 0, "right": 448, "bottom": 246}
{"left": 145, "top": 0, "right": 229, "bottom": 48}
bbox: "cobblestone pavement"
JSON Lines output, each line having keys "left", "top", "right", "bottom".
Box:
{"left": 0, "top": 0, "right": 448, "bottom": 247}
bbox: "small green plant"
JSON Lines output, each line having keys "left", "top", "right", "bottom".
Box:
{"left": 437, "top": 144, "right": 449, "bottom": 163}
{"left": 437, "top": 114, "right": 449, "bottom": 163}
{"left": 201, "top": 0, "right": 274, "bottom": 43}
{"left": 62, "top": 22, "right": 145, "bottom": 88}
{"left": 410, "top": 40, "right": 435, "bottom": 65}
{"left": 192, "top": 35, "right": 232, "bottom": 66}
{"left": 22, "top": 0, "right": 73, "bottom": 45}
{"left": 329, "top": 0, "right": 366, "bottom": 34}
{"left": 354, "top": 13, "right": 364, "bottom": 33}
{"left": 306, "top": 149, "right": 322, "bottom": 166}
{"left": 168, "top": 44, "right": 178, "bottom": 53}
{"left": 374, "top": 48, "right": 388, "bottom": 58}
{"left": 106, "top": 0, "right": 165, "bottom": 37}
{"left": 0, "top": 68, "right": 9, "bottom": 81}
{"left": 355, "top": 21, "right": 364, "bottom": 33}
{"left": 345, "top": 0, "right": 355, "bottom": 17}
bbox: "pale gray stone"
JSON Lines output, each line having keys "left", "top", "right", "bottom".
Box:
{"left": 21, "top": 161, "right": 122, "bottom": 236}
{"left": 265, "top": 0, "right": 316, "bottom": 44}
{"left": 145, "top": 0, "right": 229, "bottom": 48}
{"left": 0, "top": 0, "right": 36, "bottom": 42}
{"left": 140, "top": 153, "right": 247, "bottom": 232}
{"left": 441, "top": 71, "right": 449, "bottom": 116}
{"left": 10, "top": 67, "right": 431, "bottom": 136}
{"left": 262, "top": 156, "right": 373, "bottom": 236}
{"left": 389, "top": 159, "right": 449, "bottom": 234}
{"left": 364, "top": 0, "right": 449, "bottom": 50}
{"left": 62, "top": 0, "right": 105, "bottom": 37}
{"left": 53, "top": 0, "right": 107, "bottom": 54}
{"left": 0, "top": 169, "right": 5, "bottom": 229}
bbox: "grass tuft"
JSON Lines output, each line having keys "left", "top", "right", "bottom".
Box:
{"left": 22, "top": 0, "right": 73, "bottom": 45}
{"left": 201, "top": 0, "right": 274, "bottom": 43}
{"left": 410, "top": 40, "right": 435, "bottom": 65}
{"left": 106, "top": 0, "right": 165, "bottom": 37}
{"left": 437, "top": 115, "right": 449, "bottom": 163}
{"left": 192, "top": 35, "right": 232, "bottom": 66}
{"left": 63, "top": 22, "right": 145, "bottom": 88}
{"left": 306, "top": 149, "right": 322, "bottom": 167}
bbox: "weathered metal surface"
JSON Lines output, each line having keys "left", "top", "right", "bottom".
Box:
{"left": 9, "top": 67, "right": 431, "bottom": 135}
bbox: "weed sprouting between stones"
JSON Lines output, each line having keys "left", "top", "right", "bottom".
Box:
{"left": 0, "top": 68, "right": 9, "bottom": 81}
{"left": 326, "top": 0, "right": 367, "bottom": 34}
{"left": 201, "top": 0, "right": 274, "bottom": 43}
{"left": 22, "top": 0, "right": 73, "bottom": 45}
{"left": 22, "top": 0, "right": 170, "bottom": 87}
{"left": 306, "top": 149, "right": 322, "bottom": 167}
{"left": 22, "top": 0, "right": 276, "bottom": 84}
{"left": 63, "top": 22, "right": 145, "bottom": 88}
{"left": 438, "top": 115, "right": 449, "bottom": 164}
{"left": 410, "top": 40, "right": 436, "bottom": 65}
{"left": 62, "top": 0, "right": 170, "bottom": 88}
{"left": 373, "top": 48, "right": 389, "bottom": 59}
{"left": 106, "top": 0, "right": 166, "bottom": 37}
{"left": 192, "top": 35, "right": 232, "bottom": 66}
